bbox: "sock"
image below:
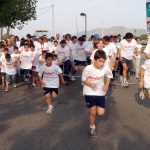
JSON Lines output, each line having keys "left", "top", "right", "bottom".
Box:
{"left": 90, "top": 125, "right": 96, "bottom": 129}
{"left": 48, "top": 105, "right": 52, "bottom": 109}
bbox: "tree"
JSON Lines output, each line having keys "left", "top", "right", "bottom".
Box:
{"left": 0, "top": 0, "right": 37, "bottom": 32}
{"left": 139, "top": 34, "right": 148, "bottom": 41}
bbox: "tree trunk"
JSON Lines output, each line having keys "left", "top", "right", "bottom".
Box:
{"left": 7, "top": 26, "right": 10, "bottom": 36}
{"left": 0, "top": 28, "right": 3, "bottom": 40}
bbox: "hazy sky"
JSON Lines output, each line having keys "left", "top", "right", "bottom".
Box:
{"left": 13, "top": 0, "right": 147, "bottom": 37}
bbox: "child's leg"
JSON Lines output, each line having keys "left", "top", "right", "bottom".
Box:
{"left": 89, "top": 106, "right": 97, "bottom": 128}
{"left": 96, "top": 107, "right": 105, "bottom": 116}
{"left": 5, "top": 74, "right": 10, "bottom": 91}
{"left": 51, "top": 91, "right": 58, "bottom": 98}
{"left": 122, "top": 63, "right": 128, "bottom": 80}
{"left": 2, "top": 74, "right": 5, "bottom": 86}
{"left": 44, "top": 93, "right": 52, "bottom": 108}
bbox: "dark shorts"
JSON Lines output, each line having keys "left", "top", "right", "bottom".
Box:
{"left": 74, "top": 60, "right": 87, "bottom": 66}
{"left": 20, "top": 69, "right": 32, "bottom": 76}
{"left": 85, "top": 95, "right": 105, "bottom": 108}
{"left": 43, "top": 87, "right": 58, "bottom": 95}
{"left": 0, "top": 72, "right": 6, "bottom": 77}
{"left": 121, "top": 57, "right": 133, "bottom": 70}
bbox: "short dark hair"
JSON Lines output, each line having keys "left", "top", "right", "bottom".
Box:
{"left": 5, "top": 53, "right": 11, "bottom": 59}
{"left": 78, "top": 36, "right": 85, "bottom": 42}
{"left": 125, "top": 32, "right": 133, "bottom": 39}
{"left": 103, "top": 36, "right": 110, "bottom": 42}
{"left": 45, "top": 53, "right": 54, "bottom": 59}
{"left": 60, "top": 40, "right": 66, "bottom": 44}
{"left": 94, "top": 50, "right": 106, "bottom": 60}
{"left": 71, "top": 36, "right": 77, "bottom": 40}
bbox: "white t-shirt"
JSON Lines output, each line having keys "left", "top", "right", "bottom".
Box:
{"left": 85, "top": 41, "right": 94, "bottom": 55}
{"left": 36, "top": 55, "right": 46, "bottom": 72}
{"left": 74, "top": 43, "right": 87, "bottom": 61}
{"left": 32, "top": 50, "right": 40, "bottom": 67}
{"left": 117, "top": 39, "right": 137, "bottom": 60}
{"left": 38, "top": 63, "right": 62, "bottom": 88}
{"left": 11, "top": 53, "right": 20, "bottom": 62}
{"left": 69, "top": 42, "right": 78, "bottom": 60}
{"left": 142, "top": 59, "right": 150, "bottom": 88}
{"left": 105, "top": 42, "right": 117, "bottom": 58}
{"left": 0, "top": 55, "right": 6, "bottom": 72}
{"left": 82, "top": 64, "right": 113, "bottom": 96}
{"left": 55, "top": 46, "right": 70, "bottom": 62}
{"left": 4, "top": 59, "right": 16, "bottom": 75}
{"left": 135, "top": 44, "right": 142, "bottom": 58}
{"left": 20, "top": 50, "right": 34, "bottom": 69}
{"left": 144, "top": 43, "right": 150, "bottom": 54}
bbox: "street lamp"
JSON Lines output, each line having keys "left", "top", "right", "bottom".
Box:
{"left": 80, "top": 12, "right": 87, "bottom": 36}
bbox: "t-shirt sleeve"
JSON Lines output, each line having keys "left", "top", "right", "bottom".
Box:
{"left": 38, "top": 67, "right": 44, "bottom": 77}
{"left": 56, "top": 65, "right": 62, "bottom": 74}
{"left": 144, "top": 44, "right": 150, "bottom": 54}
{"left": 82, "top": 67, "right": 89, "bottom": 81}
{"left": 142, "top": 60, "right": 149, "bottom": 70}
{"left": 105, "top": 67, "right": 113, "bottom": 78}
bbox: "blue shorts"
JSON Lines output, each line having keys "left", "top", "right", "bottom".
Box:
{"left": 74, "top": 60, "right": 87, "bottom": 66}
{"left": 6, "top": 74, "right": 16, "bottom": 82}
{"left": 85, "top": 95, "right": 105, "bottom": 108}
{"left": 43, "top": 87, "right": 58, "bottom": 95}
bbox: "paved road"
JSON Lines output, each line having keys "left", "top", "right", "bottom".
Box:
{"left": 0, "top": 78, "right": 150, "bottom": 150}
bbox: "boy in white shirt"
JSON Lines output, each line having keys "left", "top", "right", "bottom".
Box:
{"left": 4, "top": 54, "right": 17, "bottom": 91}
{"left": 82, "top": 50, "right": 113, "bottom": 137}
{"left": 139, "top": 59, "right": 150, "bottom": 100}
{"left": 117, "top": 33, "right": 138, "bottom": 87}
{"left": 39, "top": 53, "right": 65, "bottom": 114}
{"left": 0, "top": 48, "right": 9, "bottom": 87}
{"left": 19, "top": 42, "right": 34, "bottom": 81}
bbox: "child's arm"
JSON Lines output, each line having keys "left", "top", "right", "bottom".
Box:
{"left": 102, "top": 76, "right": 111, "bottom": 92}
{"left": 139, "top": 67, "right": 144, "bottom": 88}
{"left": 58, "top": 74, "right": 66, "bottom": 85}
{"left": 39, "top": 77, "right": 45, "bottom": 87}
{"left": 82, "top": 80, "right": 97, "bottom": 89}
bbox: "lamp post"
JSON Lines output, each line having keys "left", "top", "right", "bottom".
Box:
{"left": 80, "top": 12, "right": 87, "bottom": 36}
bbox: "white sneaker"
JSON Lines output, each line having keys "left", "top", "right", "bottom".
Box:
{"left": 123, "top": 80, "right": 129, "bottom": 87}
{"left": 46, "top": 107, "right": 53, "bottom": 114}
{"left": 140, "top": 89, "right": 145, "bottom": 100}
{"left": 71, "top": 76, "right": 76, "bottom": 81}
{"left": 32, "top": 83, "right": 36, "bottom": 87}
{"left": 13, "top": 84, "right": 17, "bottom": 88}
{"left": 120, "top": 76, "right": 123, "bottom": 85}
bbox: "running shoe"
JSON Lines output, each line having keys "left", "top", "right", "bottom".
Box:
{"left": 71, "top": 76, "right": 76, "bottom": 81}
{"left": 46, "top": 107, "right": 53, "bottom": 114}
{"left": 89, "top": 128, "right": 97, "bottom": 137}
{"left": 123, "top": 80, "right": 129, "bottom": 87}
{"left": 140, "top": 89, "right": 145, "bottom": 100}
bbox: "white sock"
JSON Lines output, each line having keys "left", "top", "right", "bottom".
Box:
{"left": 48, "top": 105, "right": 52, "bottom": 109}
{"left": 90, "top": 125, "right": 96, "bottom": 129}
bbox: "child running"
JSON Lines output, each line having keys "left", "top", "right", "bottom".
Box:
{"left": 38, "top": 53, "right": 65, "bottom": 114}
{"left": 139, "top": 59, "right": 150, "bottom": 100}
{"left": 82, "top": 50, "right": 113, "bottom": 137}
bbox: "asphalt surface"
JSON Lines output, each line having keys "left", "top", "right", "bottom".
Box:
{"left": 0, "top": 77, "right": 150, "bottom": 150}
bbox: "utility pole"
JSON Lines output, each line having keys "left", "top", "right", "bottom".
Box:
{"left": 51, "top": 4, "right": 55, "bottom": 36}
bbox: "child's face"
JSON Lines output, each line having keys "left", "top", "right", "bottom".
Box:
{"left": 61, "top": 43, "right": 65, "bottom": 48}
{"left": 4, "top": 50, "right": 8, "bottom": 55}
{"left": 94, "top": 58, "right": 105, "bottom": 69}
{"left": 97, "top": 41, "right": 104, "bottom": 49}
{"left": 24, "top": 45, "right": 29, "bottom": 51}
{"left": 6, "top": 58, "right": 11, "bottom": 62}
{"left": 14, "top": 48, "right": 19, "bottom": 54}
{"left": 46, "top": 57, "right": 53, "bottom": 66}
{"left": 31, "top": 47, "right": 35, "bottom": 51}
{"left": 126, "top": 38, "right": 132, "bottom": 43}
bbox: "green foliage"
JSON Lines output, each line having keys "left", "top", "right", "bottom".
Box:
{"left": 139, "top": 34, "right": 148, "bottom": 41}
{"left": 0, "top": 0, "right": 37, "bottom": 29}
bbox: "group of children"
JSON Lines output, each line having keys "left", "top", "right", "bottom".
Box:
{"left": 0, "top": 32, "right": 150, "bottom": 137}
